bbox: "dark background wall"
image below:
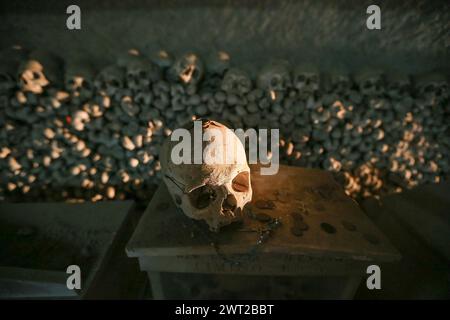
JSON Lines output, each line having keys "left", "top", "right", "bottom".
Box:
{"left": 0, "top": 0, "right": 449, "bottom": 75}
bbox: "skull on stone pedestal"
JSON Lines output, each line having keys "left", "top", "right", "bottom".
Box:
{"left": 160, "top": 120, "right": 252, "bottom": 231}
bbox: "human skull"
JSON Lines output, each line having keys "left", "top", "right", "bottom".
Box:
{"left": 333, "top": 74, "right": 352, "bottom": 93}
{"left": 355, "top": 69, "right": 384, "bottom": 97}
{"left": 18, "top": 60, "right": 49, "bottom": 94}
{"left": 386, "top": 73, "right": 411, "bottom": 100}
{"left": 72, "top": 110, "right": 90, "bottom": 131}
{"left": 160, "top": 119, "right": 252, "bottom": 231}
{"left": 94, "top": 65, "right": 124, "bottom": 95}
{"left": 323, "top": 67, "right": 352, "bottom": 95}
{"left": 65, "top": 59, "right": 95, "bottom": 100}
{"left": 127, "top": 58, "right": 161, "bottom": 88}
{"left": 292, "top": 64, "right": 320, "bottom": 93}
{"left": 169, "top": 53, "right": 204, "bottom": 85}
{"left": 415, "top": 72, "right": 448, "bottom": 104}
{"left": 221, "top": 68, "right": 252, "bottom": 94}
{"left": 257, "top": 60, "right": 291, "bottom": 92}
{"left": 20, "top": 51, "right": 62, "bottom": 94}
{"left": 117, "top": 53, "right": 161, "bottom": 89}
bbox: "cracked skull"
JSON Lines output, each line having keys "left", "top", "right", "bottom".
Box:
{"left": 160, "top": 120, "right": 252, "bottom": 231}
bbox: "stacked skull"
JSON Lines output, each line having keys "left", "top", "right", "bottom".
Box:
{"left": 0, "top": 46, "right": 448, "bottom": 204}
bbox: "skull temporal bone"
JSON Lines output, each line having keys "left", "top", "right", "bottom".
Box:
{"left": 161, "top": 120, "right": 252, "bottom": 231}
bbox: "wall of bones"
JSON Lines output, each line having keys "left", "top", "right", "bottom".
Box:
{"left": 0, "top": 47, "right": 448, "bottom": 203}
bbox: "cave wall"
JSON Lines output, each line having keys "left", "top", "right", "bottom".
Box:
{"left": 0, "top": 0, "right": 449, "bottom": 75}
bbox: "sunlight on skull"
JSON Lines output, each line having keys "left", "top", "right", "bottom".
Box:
{"left": 161, "top": 120, "right": 252, "bottom": 231}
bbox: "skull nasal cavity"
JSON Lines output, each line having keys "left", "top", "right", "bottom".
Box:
{"left": 189, "top": 185, "right": 217, "bottom": 209}
{"left": 223, "top": 194, "right": 237, "bottom": 212}
{"left": 232, "top": 172, "right": 250, "bottom": 192}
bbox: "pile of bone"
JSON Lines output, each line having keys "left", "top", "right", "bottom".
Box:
{"left": 0, "top": 46, "right": 448, "bottom": 203}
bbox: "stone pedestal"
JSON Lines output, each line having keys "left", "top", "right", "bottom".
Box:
{"left": 127, "top": 165, "right": 400, "bottom": 299}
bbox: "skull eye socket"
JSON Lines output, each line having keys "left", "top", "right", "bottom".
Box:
{"left": 189, "top": 185, "right": 217, "bottom": 209}
{"left": 232, "top": 171, "right": 250, "bottom": 192}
